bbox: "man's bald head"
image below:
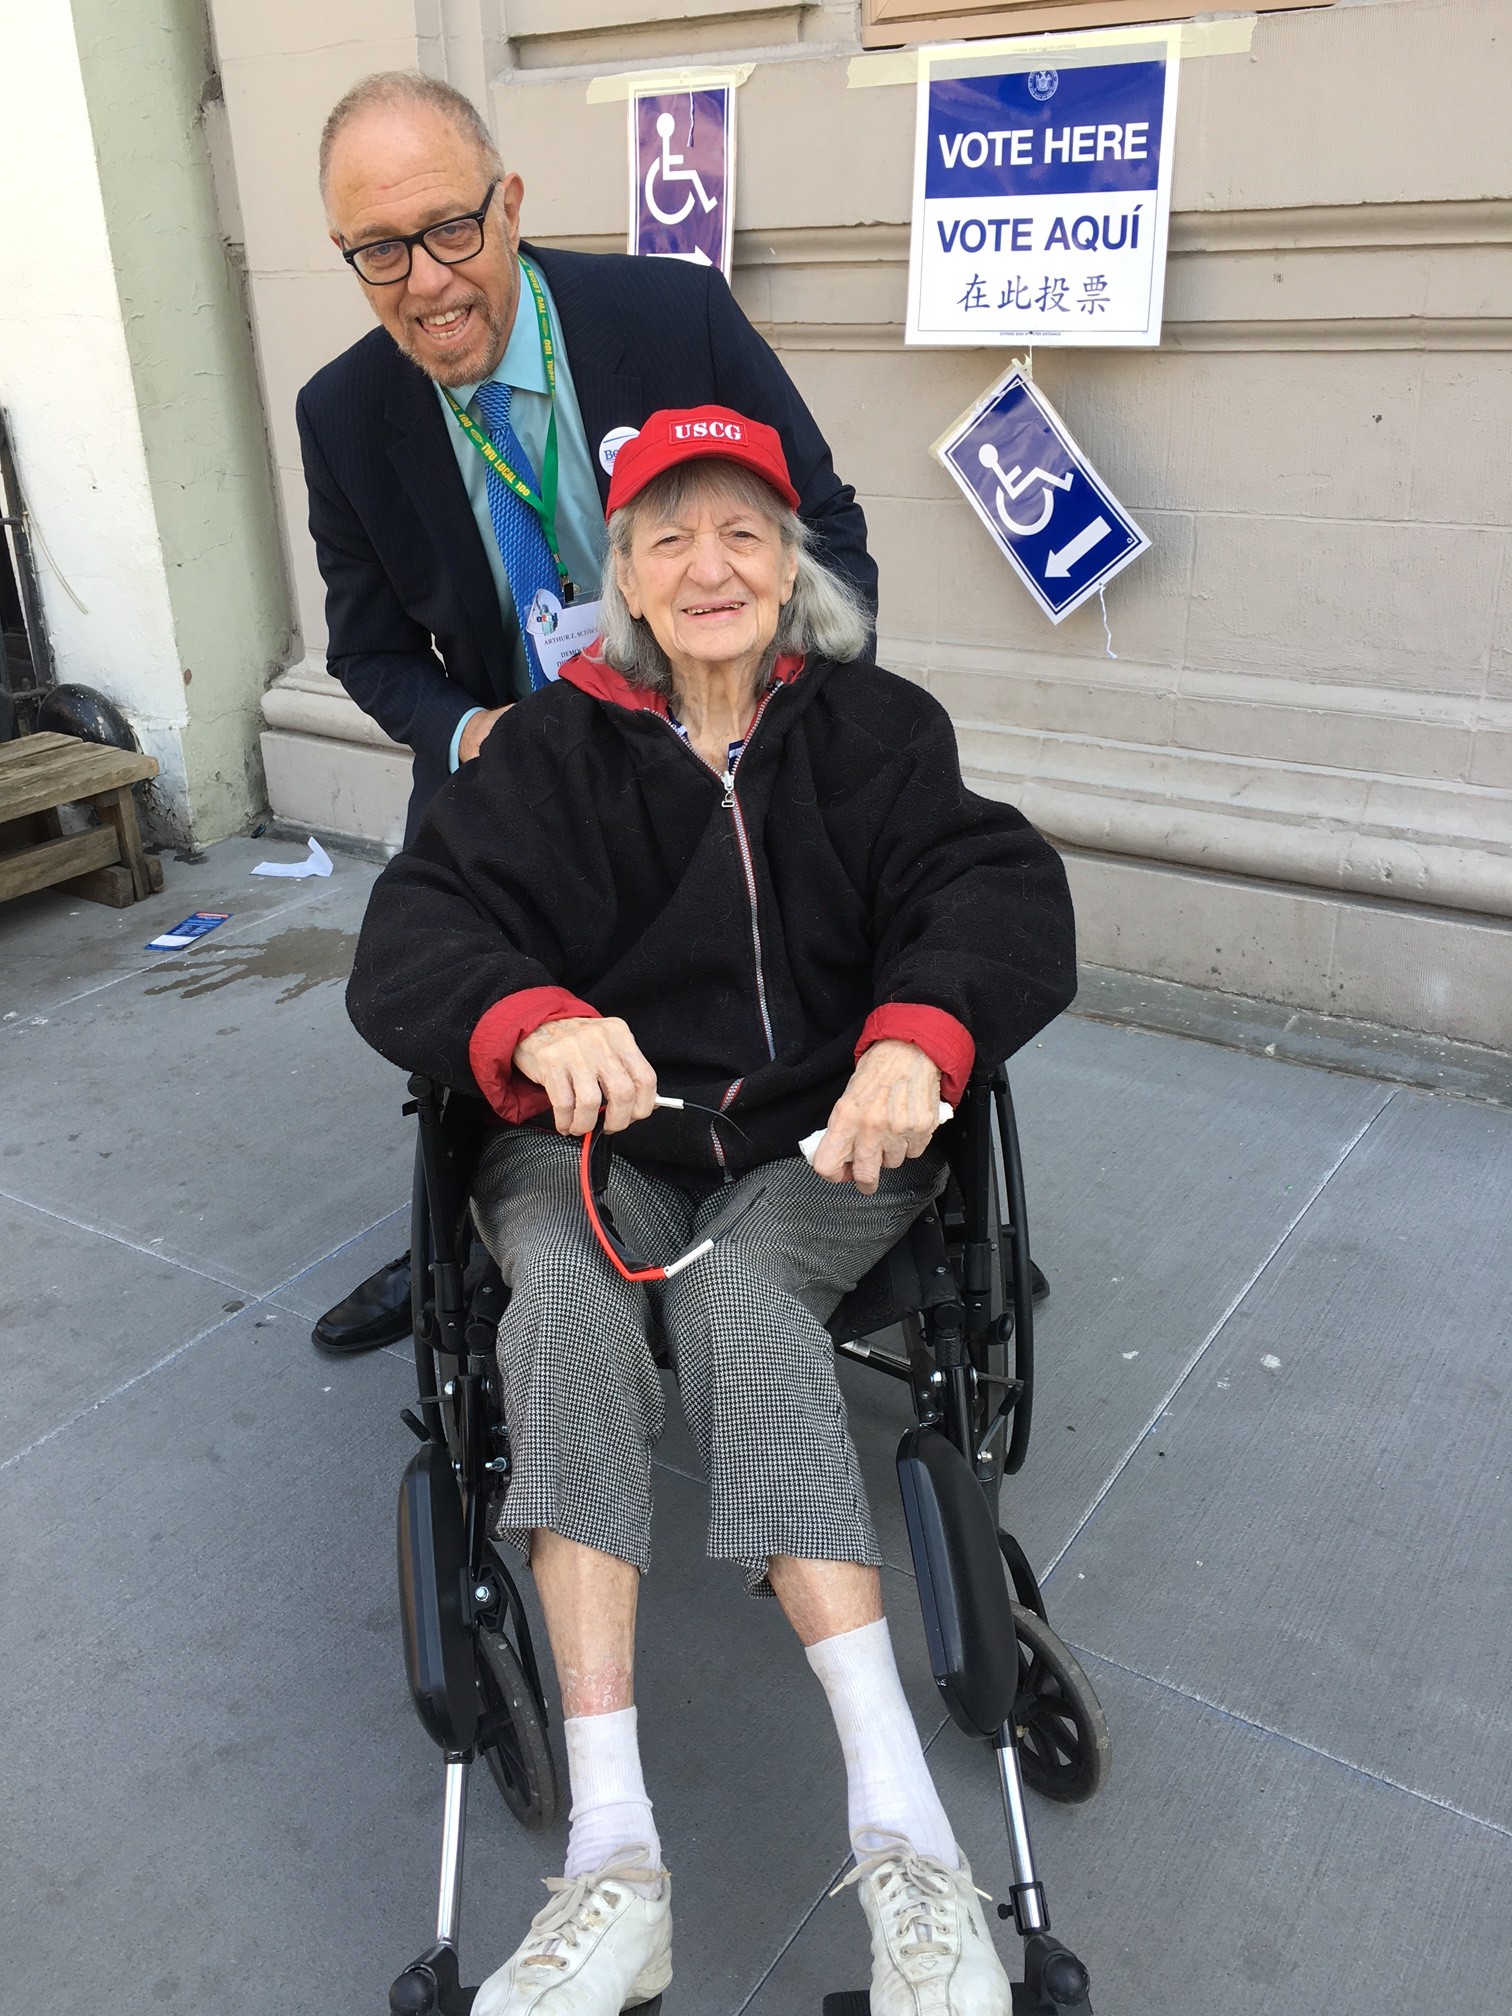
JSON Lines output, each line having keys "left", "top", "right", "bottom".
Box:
{"left": 319, "top": 72, "right": 502, "bottom": 201}
{"left": 321, "top": 73, "right": 524, "bottom": 388}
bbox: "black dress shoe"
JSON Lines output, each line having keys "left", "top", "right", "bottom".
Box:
{"left": 312, "top": 1253, "right": 413, "bottom": 1355}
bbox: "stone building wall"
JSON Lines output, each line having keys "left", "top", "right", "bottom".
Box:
{"left": 207, "top": 0, "right": 1512, "bottom": 1044}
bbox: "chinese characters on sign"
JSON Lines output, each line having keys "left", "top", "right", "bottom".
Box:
{"left": 907, "top": 30, "right": 1180, "bottom": 347}
{"left": 933, "top": 366, "right": 1148, "bottom": 622}
{"left": 629, "top": 86, "right": 735, "bottom": 277}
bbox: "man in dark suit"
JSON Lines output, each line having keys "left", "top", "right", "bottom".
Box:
{"left": 302, "top": 71, "right": 876, "bottom": 1354}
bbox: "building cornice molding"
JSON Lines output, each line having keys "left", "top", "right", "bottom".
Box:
{"left": 879, "top": 642, "right": 1512, "bottom": 918}
{"left": 543, "top": 198, "right": 1512, "bottom": 268}
{"left": 261, "top": 658, "right": 403, "bottom": 751}
{"left": 753, "top": 316, "right": 1512, "bottom": 353}
{"left": 541, "top": 202, "right": 1512, "bottom": 351}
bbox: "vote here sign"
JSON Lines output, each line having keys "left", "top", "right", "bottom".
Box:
{"left": 906, "top": 30, "right": 1180, "bottom": 348}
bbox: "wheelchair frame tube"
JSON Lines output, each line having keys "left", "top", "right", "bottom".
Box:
{"left": 410, "top": 1136, "right": 443, "bottom": 1443}
{"left": 958, "top": 1076, "right": 996, "bottom": 1350}
{"left": 435, "top": 1755, "right": 469, "bottom": 1947}
{"left": 408, "top": 1076, "right": 493, "bottom": 1577}
{"left": 409, "top": 1077, "right": 468, "bottom": 1362}
{"left": 939, "top": 1076, "right": 995, "bottom": 1475}
{"left": 993, "top": 1726, "right": 1050, "bottom": 1935}
{"left": 993, "top": 1073, "right": 1037, "bottom": 1475}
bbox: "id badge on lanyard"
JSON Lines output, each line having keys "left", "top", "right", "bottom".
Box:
{"left": 443, "top": 262, "right": 603, "bottom": 673}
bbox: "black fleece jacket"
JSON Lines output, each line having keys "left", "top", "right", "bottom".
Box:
{"left": 346, "top": 654, "right": 1076, "bottom": 1174}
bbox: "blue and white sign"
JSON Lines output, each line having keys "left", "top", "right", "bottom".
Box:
{"left": 934, "top": 366, "right": 1149, "bottom": 622}
{"left": 630, "top": 86, "right": 735, "bottom": 278}
{"left": 907, "top": 29, "right": 1180, "bottom": 347}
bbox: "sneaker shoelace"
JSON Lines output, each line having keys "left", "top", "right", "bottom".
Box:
{"left": 516, "top": 1849, "right": 665, "bottom": 1978}
{"left": 832, "top": 1842, "right": 992, "bottom": 1969}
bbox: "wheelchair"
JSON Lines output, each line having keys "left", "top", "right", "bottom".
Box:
{"left": 387, "top": 1066, "right": 1110, "bottom": 2016}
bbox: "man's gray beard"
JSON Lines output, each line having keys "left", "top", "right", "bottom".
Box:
{"left": 398, "top": 295, "right": 508, "bottom": 388}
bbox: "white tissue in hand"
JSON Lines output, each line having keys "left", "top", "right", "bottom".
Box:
{"left": 800, "top": 1101, "right": 954, "bottom": 1164}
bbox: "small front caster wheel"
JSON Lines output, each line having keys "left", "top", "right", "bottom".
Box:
{"left": 389, "top": 1971, "right": 439, "bottom": 2013}
{"left": 1013, "top": 1932, "right": 1092, "bottom": 2013}
{"left": 389, "top": 1940, "right": 474, "bottom": 2014}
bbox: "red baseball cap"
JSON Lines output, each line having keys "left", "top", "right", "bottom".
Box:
{"left": 605, "top": 405, "right": 800, "bottom": 518}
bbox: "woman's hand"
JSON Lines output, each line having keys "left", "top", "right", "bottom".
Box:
{"left": 513, "top": 1017, "right": 658, "bottom": 1136}
{"left": 811, "top": 1040, "right": 943, "bottom": 1194}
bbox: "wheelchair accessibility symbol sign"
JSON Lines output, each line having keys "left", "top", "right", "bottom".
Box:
{"left": 933, "top": 365, "right": 1148, "bottom": 623}
{"left": 630, "top": 86, "right": 735, "bottom": 278}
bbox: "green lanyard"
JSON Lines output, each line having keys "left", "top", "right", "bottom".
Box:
{"left": 443, "top": 261, "right": 574, "bottom": 601}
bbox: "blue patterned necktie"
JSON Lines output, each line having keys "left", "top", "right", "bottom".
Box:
{"left": 471, "top": 377, "right": 560, "bottom": 691}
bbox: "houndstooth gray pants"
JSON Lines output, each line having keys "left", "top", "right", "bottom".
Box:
{"left": 471, "top": 1128, "right": 946, "bottom": 1595}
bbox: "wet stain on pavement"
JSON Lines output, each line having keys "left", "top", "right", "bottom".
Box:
{"left": 144, "top": 926, "right": 359, "bottom": 1004}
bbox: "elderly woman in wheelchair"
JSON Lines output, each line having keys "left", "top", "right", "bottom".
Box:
{"left": 349, "top": 407, "right": 1077, "bottom": 2016}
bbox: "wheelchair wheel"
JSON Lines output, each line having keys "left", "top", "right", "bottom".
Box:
{"left": 477, "top": 1623, "right": 560, "bottom": 1829}
{"left": 1011, "top": 1603, "right": 1111, "bottom": 1805}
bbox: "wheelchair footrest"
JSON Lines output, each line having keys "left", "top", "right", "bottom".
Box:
{"left": 821, "top": 1995, "right": 871, "bottom": 2015}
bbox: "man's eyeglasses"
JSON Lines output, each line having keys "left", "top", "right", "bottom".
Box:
{"left": 341, "top": 183, "right": 497, "bottom": 286}
{"left": 578, "top": 1105, "right": 764, "bottom": 1285}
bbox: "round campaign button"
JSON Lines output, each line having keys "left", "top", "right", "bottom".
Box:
{"left": 598, "top": 425, "right": 639, "bottom": 475}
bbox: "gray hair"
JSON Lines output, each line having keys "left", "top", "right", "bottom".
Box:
{"left": 319, "top": 73, "right": 503, "bottom": 198}
{"left": 598, "top": 460, "right": 869, "bottom": 691}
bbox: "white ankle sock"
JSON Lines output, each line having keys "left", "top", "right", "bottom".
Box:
{"left": 806, "top": 1617, "right": 959, "bottom": 1867}
{"left": 563, "top": 1706, "right": 663, "bottom": 1884}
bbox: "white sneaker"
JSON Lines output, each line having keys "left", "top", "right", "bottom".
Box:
{"left": 838, "top": 1841, "right": 1012, "bottom": 2015}
{"left": 471, "top": 1850, "right": 672, "bottom": 2015}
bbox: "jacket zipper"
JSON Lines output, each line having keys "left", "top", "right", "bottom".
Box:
{"left": 657, "top": 687, "right": 783, "bottom": 1153}
{"left": 715, "top": 686, "right": 780, "bottom": 1066}
{"left": 726, "top": 789, "right": 776, "bottom": 1062}
{"left": 710, "top": 1077, "right": 743, "bottom": 1174}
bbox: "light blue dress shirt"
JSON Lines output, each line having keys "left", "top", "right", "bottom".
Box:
{"left": 440, "top": 256, "right": 609, "bottom": 766}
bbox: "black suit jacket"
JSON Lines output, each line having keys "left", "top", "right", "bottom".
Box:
{"left": 296, "top": 244, "right": 877, "bottom": 840}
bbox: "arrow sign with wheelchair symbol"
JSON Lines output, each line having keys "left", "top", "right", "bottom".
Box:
{"left": 630, "top": 86, "right": 735, "bottom": 279}
{"left": 933, "top": 365, "right": 1148, "bottom": 623}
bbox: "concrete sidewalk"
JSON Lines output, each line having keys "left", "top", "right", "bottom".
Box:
{"left": 2, "top": 838, "right": 1509, "bottom": 2016}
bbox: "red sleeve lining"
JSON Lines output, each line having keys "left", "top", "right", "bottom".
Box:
{"left": 468, "top": 986, "right": 600, "bottom": 1123}
{"left": 855, "top": 1003, "right": 976, "bottom": 1108}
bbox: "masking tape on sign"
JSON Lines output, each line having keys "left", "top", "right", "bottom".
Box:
{"left": 587, "top": 63, "right": 754, "bottom": 105}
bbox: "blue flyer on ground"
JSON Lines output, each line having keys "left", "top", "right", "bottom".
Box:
{"left": 147, "top": 911, "right": 230, "bottom": 951}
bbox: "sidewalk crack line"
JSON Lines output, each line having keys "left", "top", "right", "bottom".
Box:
{"left": 0, "top": 1302, "right": 264, "bottom": 1475}
{"left": 0, "top": 1186, "right": 250, "bottom": 1292}
{"left": 1076, "top": 1642, "right": 1512, "bottom": 1842}
{"left": 1042, "top": 1084, "right": 1399, "bottom": 1581}
{"left": 0, "top": 1199, "right": 409, "bottom": 1474}
{"left": 732, "top": 1850, "right": 855, "bottom": 2014}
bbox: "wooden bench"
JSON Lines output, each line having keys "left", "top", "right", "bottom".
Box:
{"left": 0, "top": 732, "right": 165, "bottom": 908}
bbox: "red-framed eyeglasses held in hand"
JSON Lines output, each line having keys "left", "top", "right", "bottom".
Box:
{"left": 577, "top": 1095, "right": 766, "bottom": 1284}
